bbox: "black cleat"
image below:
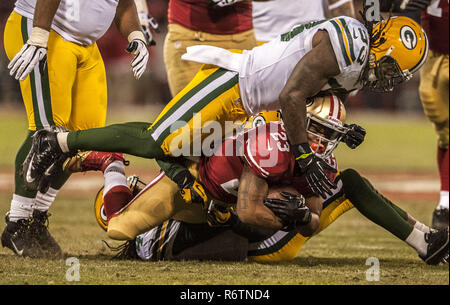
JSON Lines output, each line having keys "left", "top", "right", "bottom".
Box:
{"left": 419, "top": 227, "right": 449, "bottom": 265}
{"left": 432, "top": 208, "right": 449, "bottom": 230}
{"left": 1, "top": 214, "right": 44, "bottom": 258}
{"left": 30, "top": 210, "right": 62, "bottom": 258}
{"left": 21, "top": 129, "right": 67, "bottom": 193}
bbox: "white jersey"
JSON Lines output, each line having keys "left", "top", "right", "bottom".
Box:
{"left": 182, "top": 16, "right": 370, "bottom": 116}
{"left": 14, "top": 0, "right": 119, "bottom": 45}
{"left": 253, "top": 0, "right": 326, "bottom": 42}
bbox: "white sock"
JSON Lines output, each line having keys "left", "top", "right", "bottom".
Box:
{"left": 437, "top": 191, "right": 449, "bottom": 210}
{"left": 414, "top": 221, "right": 432, "bottom": 233}
{"left": 103, "top": 161, "right": 128, "bottom": 197}
{"left": 56, "top": 132, "right": 70, "bottom": 153}
{"left": 34, "top": 187, "right": 58, "bottom": 212}
{"left": 405, "top": 228, "right": 428, "bottom": 257}
{"left": 8, "top": 194, "right": 34, "bottom": 222}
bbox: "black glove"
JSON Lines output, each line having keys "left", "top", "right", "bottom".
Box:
{"left": 343, "top": 124, "right": 366, "bottom": 149}
{"left": 401, "top": 0, "right": 432, "bottom": 11}
{"left": 293, "top": 143, "right": 337, "bottom": 199}
{"left": 173, "top": 170, "right": 208, "bottom": 208}
{"left": 264, "top": 192, "right": 311, "bottom": 231}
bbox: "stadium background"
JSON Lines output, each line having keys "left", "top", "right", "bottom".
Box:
{"left": 0, "top": 0, "right": 448, "bottom": 285}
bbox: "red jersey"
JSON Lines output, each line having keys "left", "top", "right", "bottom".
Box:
{"left": 421, "top": 0, "right": 449, "bottom": 54}
{"left": 198, "top": 122, "right": 338, "bottom": 204}
{"left": 168, "top": 0, "right": 253, "bottom": 35}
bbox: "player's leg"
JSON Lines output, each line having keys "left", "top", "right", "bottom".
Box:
{"left": 1, "top": 12, "right": 75, "bottom": 258}
{"left": 341, "top": 168, "right": 449, "bottom": 265}
{"left": 419, "top": 51, "right": 449, "bottom": 229}
{"left": 107, "top": 163, "right": 206, "bottom": 240}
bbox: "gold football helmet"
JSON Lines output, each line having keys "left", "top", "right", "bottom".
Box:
{"left": 366, "top": 16, "right": 428, "bottom": 92}
{"left": 306, "top": 95, "right": 348, "bottom": 158}
{"left": 242, "top": 110, "right": 282, "bottom": 129}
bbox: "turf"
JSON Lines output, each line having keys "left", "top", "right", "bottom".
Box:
{"left": 0, "top": 193, "right": 447, "bottom": 285}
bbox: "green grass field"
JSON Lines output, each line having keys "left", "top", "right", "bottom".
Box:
{"left": 0, "top": 105, "right": 448, "bottom": 286}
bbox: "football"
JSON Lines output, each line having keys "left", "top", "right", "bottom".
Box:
{"left": 266, "top": 184, "right": 301, "bottom": 200}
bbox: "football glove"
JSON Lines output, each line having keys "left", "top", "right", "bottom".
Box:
{"left": 207, "top": 201, "right": 237, "bottom": 228}
{"left": 138, "top": 12, "right": 159, "bottom": 46}
{"left": 174, "top": 170, "right": 208, "bottom": 208}
{"left": 343, "top": 123, "right": 366, "bottom": 149}
{"left": 294, "top": 143, "right": 337, "bottom": 199}
{"left": 400, "top": 0, "right": 432, "bottom": 10}
{"left": 264, "top": 192, "right": 311, "bottom": 231}
{"left": 209, "top": 0, "right": 244, "bottom": 8}
{"left": 8, "top": 27, "right": 49, "bottom": 81}
{"left": 125, "top": 35, "right": 149, "bottom": 80}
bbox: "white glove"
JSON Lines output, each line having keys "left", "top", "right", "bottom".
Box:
{"left": 126, "top": 38, "right": 149, "bottom": 80}
{"left": 8, "top": 27, "right": 49, "bottom": 81}
{"left": 209, "top": 0, "right": 244, "bottom": 8}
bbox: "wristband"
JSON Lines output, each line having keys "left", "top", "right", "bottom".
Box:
{"left": 27, "top": 27, "right": 49, "bottom": 48}
{"left": 127, "top": 30, "right": 146, "bottom": 44}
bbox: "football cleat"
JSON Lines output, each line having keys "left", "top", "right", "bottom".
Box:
{"left": 63, "top": 151, "right": 129, "bottom": 173}
{"left": 419, "top": 227, "right": 449, "bottom": 265}
{"left": 21, "top": 129, "right": 68, "bottom": 193}
{"left": 29, "top": 210, "right": 62, "bottom": 258}
{"left": 431, "top": 208, "right": 449, "bottom": 231}
{"left": 1, "top": 213, "right": 44, "bottom": 258}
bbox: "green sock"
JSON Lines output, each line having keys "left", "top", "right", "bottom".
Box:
{"left": 14, "top": 131, "right": 37, "bottom": 198}
{"left": 67, "top": 122, "right": 164, "bottom": 158}
{"left": 341, "top": 169, "right": 413, "bottom": 241}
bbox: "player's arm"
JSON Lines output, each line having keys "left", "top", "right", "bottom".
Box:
{"left": 115, "top": 0, "right": 149, "bottom": 79}
{"left": 279, "top": 30, "right": 340, "bottom": 146}
{"left": 7, "top": 0, "right": 61, "bottom": 81}
{"left": 236, "top": 165, "right": 283, "bottom": 230}
{"left": 279, "top": 30, "right": 340, "bottom": 198}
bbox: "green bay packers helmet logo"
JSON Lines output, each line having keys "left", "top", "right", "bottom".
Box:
{"left": 94, "top": 186, "right": 108, "bottom": 231}
{"left": 252, "top": 115, "right": 266, "bottom": 128}
{"left": 400, "top": 26, "right": 417, "bottom": 50}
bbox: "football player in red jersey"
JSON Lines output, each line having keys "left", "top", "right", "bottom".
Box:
{"left": 75, "top": 95, "right": 447, "bottom": 265}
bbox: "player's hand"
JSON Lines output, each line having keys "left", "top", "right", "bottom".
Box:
{"left": 400, "top": 0, "right": 432, "bottom": 11}
{"left": 294, "top": 143, "right": 337, "bottom": 199}
{"left": 8, "top": 27, "right": 49, "bottom": 81}
{"left": 343, "top": 124, "right": 366, "bottom": 149}
{"left": 125, "top": 38, "right": 149, "bottom": 79}
{"left": 207, "top": 201, "right": 236, "bottom": 227}
{"left": 138, "top": 12, "right": 159, "bottom": 46}
{"left": 264, "top": 192, "right": 311, "bottom": 231}
{"left": 209, "top": 0, "right": 243, "bottom": 8}
{"left": 174, "top": 170, "right": 208, "bottom": 208}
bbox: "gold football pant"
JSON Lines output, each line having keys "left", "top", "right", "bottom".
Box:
{"left": 3, "top": 11, "right": 107, "bottom": 131}
{"left": 107, "top": 162, "right": 207, "bottom": 240}
{"left": 248, "top": 174, "right": 354, "bottom": 262}
{"left": 419, "top": 50, "right": 449, "bottom": 149}
{"left": 148, "top": 65, "right": 248, "bottom": 156}
{"left": 163, "top": 23, "right": 257, "bottom": 97}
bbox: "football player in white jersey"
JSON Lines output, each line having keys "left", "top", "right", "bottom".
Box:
{"left": 1, "top": 0, "right": 151, "bottom": 258}
{"left": 22, "top": 12, "right": 429, "bottom": 235}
